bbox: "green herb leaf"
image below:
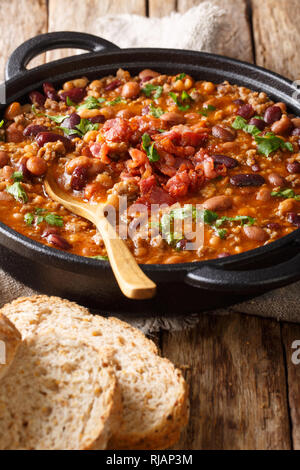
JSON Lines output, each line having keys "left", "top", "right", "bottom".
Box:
{"left": 90, "top": 255, "right": 109, "bottom": 261}
{"left": 271, "top": 189, "right": 300, "bottom": 201}
{"left": 255, "top": 132, "right": 293, "bottom": 157}
{"left": 44, "top": 213, "right": 64, "bottom": 227}
{"left": 169, "top": 92, "right": 190, "bottom": 111}
{"left": 201, "top": 210, "right": 219, "bottom": 225}
{"left": 142, "top": 84, "right": 163, "bottom": 99}
{"left": 215, "top": 228, "right": 227, "bottom": 239}
{"left": 105, "top": 96, "right": 126, "bottom": 106}
{"left": 215, "top": 215, "right": 256, "bottom": 227}
{"left": 175, "top": 73, "right": 186, "bottom": 81}
{"left": 12, "top": 171, "right": 23, "bottom": 182}
{"left": 149, "top": 103, "right": 164, "bottom": 118}
{"left": 77, "top": 96, "right": 105, "bottom": 111}
{"left": 66, "top": 96, "right": 76, "bottom": 107}
{"left": 6, "top": 182, "right": 28, "bottom": 203}
{"left": 232, "top": 116, "right": 261, "bottom": 136}
{"left": 141, "top": 133, "right": 160, "bottom": 162}
{"left": 0, "top": 120, "right": 4, "bottom": 128}
{"left": 24, "top": 213, "right": 34, "bottom": 225}
{"left": 31, "top": 105, "right": 44, "bottom": 117}
{"left": 47, "top": 114, "right": 69, "bottom": 124}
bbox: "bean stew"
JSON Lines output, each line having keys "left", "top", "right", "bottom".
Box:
{"left": 0, "top": 69, "right": 299, "bottom": 264}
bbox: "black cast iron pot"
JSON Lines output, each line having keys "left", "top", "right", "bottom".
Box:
{"left": 0, "top": 31, "right": 299, "bottom": 315}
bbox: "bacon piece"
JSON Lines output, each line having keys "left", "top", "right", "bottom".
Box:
{"left": 90, "top": 142, "right": 110, "bottom": 164}
{"left": 165, "top": 170, "right": 190, "bottom": 198}
{"left": 128, "top": 148, "right": 147, "bottom": 168}
{"left": 102, "top": 118, "right": 133, "bottom": 143}
{"left": 137, "top": 176, "right": 175, "bottom": 207}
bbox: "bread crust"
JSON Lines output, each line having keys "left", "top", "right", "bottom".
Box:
{"left": 0, "top": 313, "right": 21, "bottom": 381}
{"left": 1, "top": 295, "right": 189, "bottom": 450}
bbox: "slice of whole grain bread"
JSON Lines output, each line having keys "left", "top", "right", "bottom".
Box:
{"left": 2, "top": 295, "right": 189, "bottom": 449}
{"left": 0, "top": 332, "right": 122, "bottom": 450}
{"left": 0, "top": 313, "right": 21, "bottom": 381}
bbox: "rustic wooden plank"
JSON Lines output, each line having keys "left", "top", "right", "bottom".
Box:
{"left": 0, "top": 0, "right": 48, "bottom": 80}
{"left": 47, "top": 0, "right": 146, "bottom": 62}
{"left": 252, "top": 0, "right": 300, "bottom": 79}
{"left": 281, "top": 323, "right": 300, "bottom": 449}
{"left": 177, "top": 0, "right": 253, "bottom": 62}
{"left": 149, "top": 0, "right": 177, "bottom": 17}
{"left": 163, "top": 313, "right": 291, "bottom": 450}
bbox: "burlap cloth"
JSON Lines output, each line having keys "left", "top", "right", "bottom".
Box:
{"left": 0, "top": 3, "right": 299, "bottom": 332}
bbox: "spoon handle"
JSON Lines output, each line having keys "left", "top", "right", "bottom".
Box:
{"left": 94, "top": 214, "right": 156, "bottom": 300}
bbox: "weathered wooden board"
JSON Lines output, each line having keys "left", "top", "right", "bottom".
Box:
{"left": 164, "top": 313, "right": 291, "bottom": 449}
{"left": 47, "top": 0, "right": 146, "bottom": 62}
{"left": 282, "top": 324, "right": 300, "bottom": 450}
{"left": 252, "top": 0, "right": 300, "bottom": 79}
{"left": 149, "top": 0, "right": 177, "bottom": 17}
{"left": 0, "top": 0, "right": 48, "bottom": 80}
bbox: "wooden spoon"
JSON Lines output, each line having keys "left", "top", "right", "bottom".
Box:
{"left": 44, "top": 173, "right": 156, "bottom": 300}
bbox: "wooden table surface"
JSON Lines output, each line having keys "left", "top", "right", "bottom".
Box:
{"left": 1, "top": 0, "right": 300, "bottom": 450}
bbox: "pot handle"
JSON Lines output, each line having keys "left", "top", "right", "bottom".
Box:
{"left": 6, "top": 31, "right": 120, "bottom": 81}
{"left": 185, "top": 252, "right": 300, "bottom": 293}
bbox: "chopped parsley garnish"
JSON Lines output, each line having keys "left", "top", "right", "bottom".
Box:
{"left": 66, "top": 96, "right": 76, "bottom": 107}
{"left": 105, "top": 96, "right": 126, "bottom": 106}
{"left": 215, "top": 215, "right": 256, "bottom": 227}
{"left": 0, "top": 120, "right": 4, "bottom": 128}
{"left": 24, "top": 213, "right": 34, "bottom": 225}
{"left": 142, "top": 133, "right": 160, "bottom": 162}
{"left": 6, "top": 182, "right": 28, "bottom": 203}
{"left": 31, "top": 105, "right": 44, "bottom": 117}
{"left": 47, "top": 114, "right": 69, "bottom": 124}
{"left": 149, "top": 103, "right": 164, "bottom": 118}
{"left": 232, "top": 117, "right": 293, "bottom": 156}
{"left": 175, "top": 73, "right": 186, "bottom": 81}
{"left": 142, "top": 84, "right": 163, "bottom": 99}
{"left": 90, "top": 255, "right": 109, "bottom": 261}
{"left": 60, "top": 118, "right": 99, "bottom": 137}
{"left": 77, "top": 96, "right": 105, "bottom": 111}
{"left": 12, "top": 171, "right": 23, "bottom": 182}
{"left": 255, "top": 132, "right": 293, "bottom": 157}
{"left": 24, "top": 208, "right": 64, "bottom": 227}
{"left": 271, "top": 189, "right": 300, "bottom": 201}
{"left": 232, "top": 116, "right": 261, "bottom": 136}
{"left": 198, "top": 104, "right": 216, "bottom": 117}
{"left": 169, "top": 91, "right": 192, "bottom": 111}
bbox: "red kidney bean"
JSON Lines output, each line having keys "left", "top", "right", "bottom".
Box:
{"left": 29, "top": 91, "right": 46, "bottom": 106}
{"left": 264, "top": 105, "right": 282, "bottom": 125}
{"left": 230, "top": 173, "right": 265, "bottom": 187}
{"left": 212, "top": 125, "right": 236, "bottom": 141}
{"left": 140, "top": 76, "right": 155, "bottom": 85}
{"left": 266, "top": 222, "right": 281, "bottom": 231}
{"left": 292, "top": 128, "right": 300, "bottom": 136}
{"left": 211, "top": 154, "right": 238, "bottom": 169}
{"left": 237, "top": 104, "right": 254, "bottom": 120}
{"left": 46, "top": 233, "right": 72, "bottom": 250}
{"left": 36, "top": 132, "right": 74, "bottom": 152}
{"left": 233, "top": 99, "right": 244, "bottom": 106}
{"left": 43, "top": 82, "right": 59, "bottom": 101}
{"left": 287, "top": 212, "right": 300, "bottom": 227}
{"left": 105, "top": 79, "right": 122, "bottom": 91}
{"left": 248, "top": 118, "right": 266, "bottom": 131}
{"left": 62, "top": 113, "right": 81, "bottom": 129}
{"left": 41, "top": 227, "right": 60, "bottom": 238}
{"left": 18, "top": 158, "right": 32, "bottom": 180}
{"left": 23, "top": 124, "right": 48, "bottom": 137}
{"left": 60, "top": 88, "right": 86, "bottom": 104}
{"left": 70, "top": 166, "right": 88, "bottom": 190}
{"left": 287, "top": 161, "right": 300, "bottom": 174}
{"left": 88, "top": 115, "right": 105, "bottom": 124}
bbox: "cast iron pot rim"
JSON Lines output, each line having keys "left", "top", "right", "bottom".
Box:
{"left": 1, "top": 45, "right": 300, "bottom": 274}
